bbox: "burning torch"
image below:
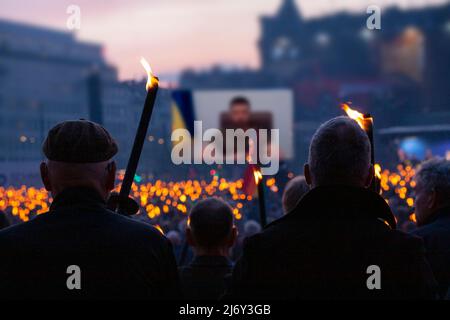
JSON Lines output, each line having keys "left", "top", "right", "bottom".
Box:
{"left": 341, "top": 103, "right": 380, "bottom": 193}
{"left": 115, "top": 58, "right": 159, "bottom": 215}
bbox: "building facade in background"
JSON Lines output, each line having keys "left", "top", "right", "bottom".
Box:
{"left": 0, "top": 20, "right": 172, "bottom": 185}
{"left": 180, "top": 0, "right": 450, "bottom": 165}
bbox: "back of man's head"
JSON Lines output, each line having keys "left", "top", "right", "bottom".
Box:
{"left": 187, "top": 198, "right": 235, "bottom": 253}
{"left": 414, "top": 158, "right": 450, "bottom": 225}
{"left": 40, "top": 120, "right": 118, "bottom": 199}
{"left": 306, "top": 116, "right": 371, "bottom": 187}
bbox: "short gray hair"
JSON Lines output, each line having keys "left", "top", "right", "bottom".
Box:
{"left": 416, "top": 158, "right": 450, "bottom": 203}
{"left": 308, "top": 116, "right": 371, "bottom": 186}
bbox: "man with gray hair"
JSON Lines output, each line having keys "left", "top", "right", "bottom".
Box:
{"left": 228, "top": 116, "right": 435, "bottom": 300}
{"left": 412, "top": 158, "right": 450, "bottom": 298}
{"left": 0, "top": 120, "right": 180, "bottom": 299}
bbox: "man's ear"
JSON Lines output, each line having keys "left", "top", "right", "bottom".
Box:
{"left": 304, "top": 163, "right": 312, "bottom": 186}
{"left": 428, "top": 190, "right": 438, "bottom": 210}
{"left": 364, "top": 165, "right": 374, "bottom": 188}
{"left": 186, "top": 227, "right": 195, "bottom": 247}
{"left": 227, "top": 225, "right": 238, "bottom": 248}
{"left": 105, "top": 161, "right": 116, "bottom": 191}
{"left": 40, "top": 162, "right": 52, "bottom": 191}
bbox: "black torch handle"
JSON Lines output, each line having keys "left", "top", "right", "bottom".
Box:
{"left": 366, "top": 125, "right": 375, "bottom": 165}
{"left": 117, "top": 81, "right": 159, "bottom": 214}
{"left": 364, "top": 114, "right": 378, "bottom": 193}
{"left": 256, "top": 167, "right": 267, "bottom": 228}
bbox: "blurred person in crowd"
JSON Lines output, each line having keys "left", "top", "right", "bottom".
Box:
{"left": 0, "top": 211, "right": 10, "bottom": 230}
{"left": 282, "top": 175, "right": 310, "bottom": 214}
{"left": 232, "top": 219, "right": 262, "bottom": 261}
{"left": 179, "top": 198, "right": 237, "bottom": 300}
{"left": 412, "top": 158, "right": 450, "bottom": 298}
{"left": 244, "top": 219, "right": 261, "bottom": 237}
{"left": 228, "top": 116, "right": 436, "bottom": 300}
{"left": 167, "top": 230, "right": 183, "bottom": 259}
{"left": 0, "top": 120, "right": 179, "bottom": 299}
{"left": 228, "top": 96, "right": 252, "bottom": 130}
{"left": 221, "top": 97, "right": 273, "bottom": 179}
{"left": 167, "top": 230, "right": 182, "bottom": 246}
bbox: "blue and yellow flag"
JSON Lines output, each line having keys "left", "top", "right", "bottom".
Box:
{"left": 171, "top": 90, "right": 195, "bottom": 136}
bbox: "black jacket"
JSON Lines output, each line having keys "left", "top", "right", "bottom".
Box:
{"left": 413, "top": 206, "right": 450, "bottom": 298}
{"left": 0, "top": 187, "right": 180, "bottom": 300}
{"left": 179, "top": 255, "right": 232, "bottom": 300}
{"left": 228, "top": 186, "right": 436, "bottom": 300}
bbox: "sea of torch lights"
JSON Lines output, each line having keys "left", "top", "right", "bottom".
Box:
{"left": 0, "top": 172, "right": 278, "bottom": 223}
{"left": 0, "top": 164, "right": 416, "bottom": 224}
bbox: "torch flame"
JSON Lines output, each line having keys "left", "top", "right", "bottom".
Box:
{"left": 374, "top": 163, "right": 382, "bottom": 179}
{"left": 140, "top": 57, "right": 158, "bottom": 91}
{"left": 154, "top": 224, "right": 164, "bottom": 235}
{"left": 253, "top": 168, "right": 263, "bottom": 185}
{"left": 341, "top": 103, "right": 365, "bottom": 130}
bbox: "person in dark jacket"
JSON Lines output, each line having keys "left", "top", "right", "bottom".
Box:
{"left": 412, "top": 158, "right": 450, "bottom": 298}
{"left": 227, "top": 116, "right": 436, "bottom": 300}
{"left": 179, "top": 198, "right": 236, "bottom": 300}
{"left": 0, "top": 120, "right": 180, "bottom": 299}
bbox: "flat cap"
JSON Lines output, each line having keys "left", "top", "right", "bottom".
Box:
{"left": 42, "top": 120, "right": 118, "bottom": 163}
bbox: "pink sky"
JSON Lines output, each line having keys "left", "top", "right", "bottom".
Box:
{"left": 0, "top": 0, "right": 446, "bottom": 80}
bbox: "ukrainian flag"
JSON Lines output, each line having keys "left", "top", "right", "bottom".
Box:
{"left": 171, "top": 90, "right": 195, "bottom": 136}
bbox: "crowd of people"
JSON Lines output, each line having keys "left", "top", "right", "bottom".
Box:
{"left": 0, "top": 117, "right": 449, "bottom": 300}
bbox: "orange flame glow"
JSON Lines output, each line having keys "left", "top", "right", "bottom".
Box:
{"left": 140, "top": 57, "right": 158, "bottom": 91}
{"left": 253, "top": 168, "right": 263, "bottom": 185}
{"left": 341, "top": 103, "right": 365, "bottom": 130}
{"left": 374, "top": 163, "right": 382, "bottom": 179}
{"left": 154, "top": 224, "right": 164, "bottom": 235}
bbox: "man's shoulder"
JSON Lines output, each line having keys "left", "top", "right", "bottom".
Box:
{"left": 413, "top": 216, "right": 450, "bottom": 236}
{"left": 0, "top": 208, "right": 166, "bottom": 245}
{"left": 109, "top": 212, "right": 161, "bottom": 234}
{"left": 243, "top": 216, "right": 426, "bottom": 255}
{"left": 0, "top": 214, "right": 43, "bottom": 241}
{"left": 382, "top": 227, "right": 425, "bottom": 254}
{"left": 241, "top": 215, "right": 292, "bottom": 250}
{"left": 79, "top": 209, "right": 169, "bottom": 247}
{"left": 412, "top": 219, "right": 450, "bottom": 249}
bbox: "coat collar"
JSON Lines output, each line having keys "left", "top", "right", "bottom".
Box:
{"left": 282, "top": 185, "right": 397, "bottom": 229}
{"left": 190, "top": 255, "right": 232, "bottom": 268}
{"left": 50, "top": 187, "right": 106, "bottom": 212}
{"left": 425, "top": 205, "right": 450, "bottom": 225}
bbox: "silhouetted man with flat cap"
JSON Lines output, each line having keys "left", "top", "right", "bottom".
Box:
{"left": 0, "top": 120, "right": 180, "bottom": 299}
{"left": 227, "top": 116, "right": 436, "bottom": 300}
